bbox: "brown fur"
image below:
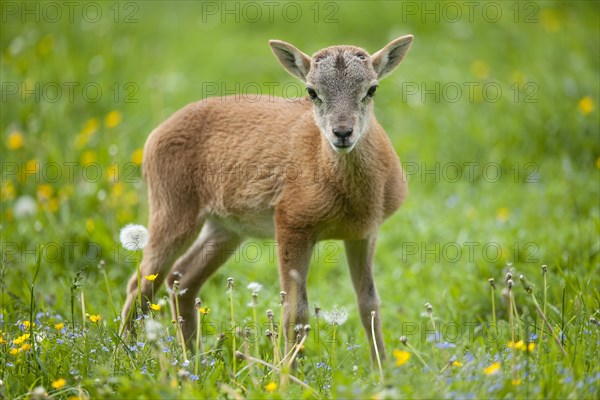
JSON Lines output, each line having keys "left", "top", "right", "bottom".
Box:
{"left": 121, "top": 36, "right": 414, "bottom": 363}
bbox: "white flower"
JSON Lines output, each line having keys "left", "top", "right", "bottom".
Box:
{"left": 322, "top": 305, "right": 349, "bottom": 326}
{"left": 247, "top": 282, "right": 263, "bottom": 293}
{"left": 13, "top": 195, "right": 37, "bottom": 218}
{"left": 144, "top": 319, "right": 163, "bottom": 342}
{"left": 119, "top": 224, "right": 149, "bottom": 251}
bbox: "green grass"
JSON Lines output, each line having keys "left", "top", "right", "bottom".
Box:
{"left": 1, "top": 1, "right": 599, "bottom": 398}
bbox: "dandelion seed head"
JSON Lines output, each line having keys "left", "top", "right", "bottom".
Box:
{"left": 14, "top": 196, "right": 37, "bottom": 218}
{"left": 119, "top": 224, "right": 149, "bottom": 251}
{"left": 322, "top": 305, "right": 349, "bottom": 326}
{"left": 247, "top": 282, "right": 263, "bottom": 293}
{"left": 145, "top": 319, "right": 163, "bottom": 342}
{"left": 178, "top": 368, "right": 189, "bottom": 378}
{"left": 30, "top": 386, "right": 48, "bottom": 398}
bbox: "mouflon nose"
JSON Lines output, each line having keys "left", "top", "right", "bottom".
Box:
{"left": 332, "top": 127, "right": 353, "bottom": 139}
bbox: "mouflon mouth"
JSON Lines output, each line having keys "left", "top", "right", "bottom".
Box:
{"left": 332, "top": 141, "right": 355, "bottom": 153}
{"left": 334, "top": 142, "right": 351, "bottom": 148}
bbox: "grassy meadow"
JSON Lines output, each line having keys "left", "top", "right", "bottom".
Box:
{"left": 1, "top": 1, "right": 599, "bottom": 398}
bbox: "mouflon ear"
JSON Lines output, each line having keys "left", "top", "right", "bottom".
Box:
{"left": 269, "top": 40, "right": 312, "bottom": 81}
{"left": 371, "top": 35, "right": 414, "bottom": 79}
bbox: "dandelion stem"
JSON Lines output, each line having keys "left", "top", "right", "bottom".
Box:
{"left": 228, "top": 280, "right": 237, "bottom": 375}
{"left": 30, "top": 245, "right": 43, "bottom": 354}
{"left": 195, "top": 309, "right": 203, "bottom": 375}
{"left": 331, "top": 323, "right": 337, "bottom": 371}
{"left": 174, "top": 291, "right": 188, "bottom": 362}
{"left": 403, "top": 341, "right": 430, "bottom": 370}
{"left": 276, "top": 294, "right": 285, "bottom": 367}
{"left": 542, "top": 265, "right": 547, "bottom": 321}
{"left": 530, "top": 292, "right": 567, "bottom": 357}
{"left": 512, "top": 293, "right": 524, "bottom": 340}
{"left": 100, "top": 266, "right": 118, "bottom": 318}
{"left": 81, "top": 290, "right": 87, "bottom": 340}
{"left": 236, "top": 352, "right": 320, "bottom": 397}
{"left": 315, "top": 310, "right": 321, "bottom": 360}
{"left": 251, "top": 296, "right": 260, "bottom": 361}
{"left": 371, "top": 311, "right": 384, "bottom": 383}
{"left": 508, "top": 285, "right": 515, "bottom": 344}
{"left": 489, "top": 279, "right": 497, "bottom": 335}
{"left": 135, "top": 251, "right": 142, "bottom": 314}
{"left": 287, "top": 333, "right": 308, "bottom": 369}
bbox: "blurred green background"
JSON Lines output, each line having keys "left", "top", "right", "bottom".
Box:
{"left": 0, "top": 1, "right": 598, "bottom": 397}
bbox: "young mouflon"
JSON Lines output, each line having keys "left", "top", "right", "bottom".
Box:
{"left": 121, "top": 35, "right": 414, "bottom": 362}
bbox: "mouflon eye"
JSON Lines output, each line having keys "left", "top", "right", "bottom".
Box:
{"left": 307, "top": 87, "right": 319, "bottom": 101}
{"left": 366, "top": 85, "right": 378, "bottom": 97}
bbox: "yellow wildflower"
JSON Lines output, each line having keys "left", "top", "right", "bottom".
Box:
{"left": 131, "top": 148, "right": 144, "bottom": 165}
{"left": 578, "top": 96, "right": 594, "bottom": 116}
{"left": 392, "top": 349, "right": 410, "bottom": 367}
{"left": 508, "top": 340, "right": 527, "bottom": 351}
{"left": 20, "top": 159, "right": 40, "bottom": 183}
{"left": 44, "top": 197, "right": 59, "bottom": 213}
{"left": 496, "top": 207, "right": 510, "bottom": 223}
{"left": 105, "top": 110, "right": 122, "bottom": 128}
{"left": 13, "top": 333, "right": 30, "bottom": 345}
{"left": 7, "top": 131, "right": 24, "bottom": 150}
{"left": 527, "top": 342, "right": 535, "bottom": 352}
{"left": 265, "top": 381, "right": 278, "bottom": 393}
{"left": 54, "top": 323, "right": 65, "bottom": 330}
{"left": 540, "top": 9, "right": 560, "bottom": 32}
{"left": 37, "top": 34, "right": 54, "bottom": 55}
{"left": 86, "top": 218, "right": 95, "bottom": 232}
{"left": 470, "top": 60, "right": 490, "bottom": 80}
{"left": 51, "top": 378, "right": 67, "bottom": 389}
{"left": 451, "top": 360, "right": 463, "bottom": 367}
{"left": 75, "top": 118, "right": 99, "bottom": 148}
{"left": 80, "top": 150, "right": 96, "bottom": 165}
{"left": 199, "top": 307, "right": 210, "bottom": 315}
{"left": 483, "top": 362, "right": 501, "bottom": 375}
{"left": 1, "top": 180, "right": 15, "bottom": 201}
{"left": 0, "top": 336, "right": 5, "bottom": 344}
{"left": 21, "top": 343, "right": 31, "bottom": 351}
{"left": 512, "top": 378, "right": 521, "bottom": 386}
{"left": 20, "top": 320, "right": 32, "bottom": 329}
{"left": 145, "top": 274, "right": 158, "bottom": 282}
{"left": 150, "top": 303, "right": 161, "bottom": 311}
{"left": 89, "top": 315, "right": 101, "bottom": 323}
{"left": 9, "top": 348, "right": 18, "bottom": 355}
{"left": 81, "top": 118, "right": 99, "bottom": 136}
{"left": 111, "top": 182, "right": 124, "bottom": 197}
{"left": 37, "top": 184, "right": 53, "bottom": 201}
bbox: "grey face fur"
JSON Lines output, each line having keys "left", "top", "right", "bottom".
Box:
{"left": 269, "top": 36, "right": 414, "bottom": 153}
{"left": 306, "top": 47, "right": 378, "bottom": 152}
